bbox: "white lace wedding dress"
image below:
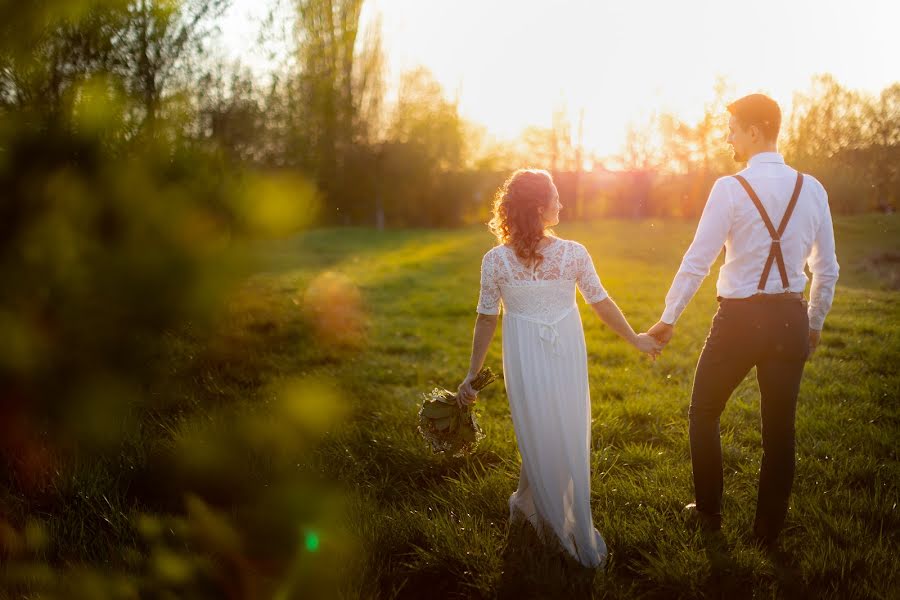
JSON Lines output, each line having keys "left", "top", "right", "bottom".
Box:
{"left": 477, "top": 237, "right": 608, "bottom": 568}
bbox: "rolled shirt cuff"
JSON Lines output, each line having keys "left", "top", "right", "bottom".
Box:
{"left": 660, "top": 305, "right": 682, "bottom": 325}
{"left": 808, "top": 310, "right": 826, "bottom": 331}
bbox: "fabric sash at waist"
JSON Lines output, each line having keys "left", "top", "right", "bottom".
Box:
{"left": 503, "top": 305, "right": 577, "bottom": 355}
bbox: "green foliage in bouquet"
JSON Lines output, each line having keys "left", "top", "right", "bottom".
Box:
{"left": 417, "top": 368, "right": 499, "bottom": 457}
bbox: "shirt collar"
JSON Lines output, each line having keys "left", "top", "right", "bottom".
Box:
{"left": 748, "top": 151, "right": 785, "bottom": 166}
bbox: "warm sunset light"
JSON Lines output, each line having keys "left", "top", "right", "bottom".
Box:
{"left": 1, "top": 0, "right": 897, "bottom": 597}
{"left": 220, "top": 0, "right": 900, "bottom": 157}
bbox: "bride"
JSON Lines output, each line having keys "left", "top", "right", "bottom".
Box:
{"left": 456, "top": 168, "right": 661, "bottom": 568}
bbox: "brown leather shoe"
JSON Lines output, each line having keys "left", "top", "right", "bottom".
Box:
{"left": 683, "top": 503, "right": 722, "bottom": 532}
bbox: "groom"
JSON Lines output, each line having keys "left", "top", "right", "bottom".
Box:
{"left": 648, "top": 93, "right": 839, "bottom": 547}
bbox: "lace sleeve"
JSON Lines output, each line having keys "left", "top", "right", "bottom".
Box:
{"left": 574, "top": 243, "right": 608, "bottom": 304}
{"left": 476, "top": 251, "right": 501, "bottom": 315}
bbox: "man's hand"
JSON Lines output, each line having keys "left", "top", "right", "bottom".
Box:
{"left": 648, "top": 321, "right": 675, "bottom": 346}
{"left": 808, "top": 328, "right": 821, "bottom": 357}
{"left": 634, "top": 333, "right": 663, "bottom": 360}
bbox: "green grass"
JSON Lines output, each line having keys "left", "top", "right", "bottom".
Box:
{"left": 3, "top": 215, "right": 897, "bottom": 599}
{"left": 245, "top": 214, "right": 899, "bottom": 598}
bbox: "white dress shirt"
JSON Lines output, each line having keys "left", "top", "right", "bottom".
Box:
{"left": 661, "top": 152, "right": 839, "bottom": 330}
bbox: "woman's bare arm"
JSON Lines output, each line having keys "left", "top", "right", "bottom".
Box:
{"left": 457, "top": 313, "right": 499, "bottom": 406}
{"left": 590, "top": 298, "right": 661, "bottom": 356}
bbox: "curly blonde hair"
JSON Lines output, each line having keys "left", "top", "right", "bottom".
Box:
{"left": 488, "top": 168, "right": 556, "bottom": 267}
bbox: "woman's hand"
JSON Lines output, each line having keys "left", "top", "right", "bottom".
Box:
{"left": 634, "top": 332, "right": 663, "bottom": 360}
{"left": 459, "top": 313, "right": 499, "bottom": 409}
{"left": 456, "top": 374, "right": 478, "bottom": 408}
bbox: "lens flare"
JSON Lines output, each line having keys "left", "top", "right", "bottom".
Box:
{"left": 304, "top": 530, "right": 320, "bottom": 552}
{"left": 301, "top": 272, "right": 368, "bottom": 350}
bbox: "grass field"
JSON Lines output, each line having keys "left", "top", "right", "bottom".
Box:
{"left": 243, "top": 214, "right": 899, "bottom": 598}
{"left": 3, "top": 214, "right": 898, "bottom": 599}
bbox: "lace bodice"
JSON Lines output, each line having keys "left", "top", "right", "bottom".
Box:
{"left": 476, "top": 238, "right": 608, "bottom": 322}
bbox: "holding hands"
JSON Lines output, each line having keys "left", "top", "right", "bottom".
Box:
{"left": 587, "top": 297, "right": 667, "bottom": 360}
{"left": 633, "top": 320, "right": 675, "bottom": 360}
{"left": 634, "top": 333, "right": 664, "bottom": 359}
{"left": 647, "top": 321, "right": 674, "bottom": 346}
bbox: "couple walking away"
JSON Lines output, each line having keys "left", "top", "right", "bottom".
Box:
{"left": 455, "top": 93, "right": 840, "bottom": 569}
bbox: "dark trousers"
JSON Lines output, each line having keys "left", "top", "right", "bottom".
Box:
{"left": 689, "top": 296, "right": 809, "bottom": 539}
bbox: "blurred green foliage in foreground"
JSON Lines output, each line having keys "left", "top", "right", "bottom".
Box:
{"left": 0, "top": 3, "right": 353, "bottom": 598}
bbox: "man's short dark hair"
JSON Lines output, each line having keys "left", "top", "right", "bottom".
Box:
{"left": 727, "top": 94, "right": 781, "bottom": 141}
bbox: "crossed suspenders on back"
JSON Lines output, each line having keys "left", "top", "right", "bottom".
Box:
{"left": 732, "top": 171, "right": 804, "bottom": 292}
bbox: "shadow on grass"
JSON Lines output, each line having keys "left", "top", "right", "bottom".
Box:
{"left": 697, "top": 529, "right": 804, "bottom": 600}
{"left": 697, "top": 529, "right": 748, "bottom": 600}
{"left": 717, "top": 533, "right": 806, "bottom": 599}
{"left": 766, "top": 545, "right": 804, "bottom": 599}
{"left": 497, "top": 518, "right": 597, "bottom": 599}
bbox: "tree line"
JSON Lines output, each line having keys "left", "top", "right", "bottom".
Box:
{"left": 611, "top": 75, "right": 900, "bottom": 218}
{"left": 1, "top": 1, "right": 898, "bottom": 230}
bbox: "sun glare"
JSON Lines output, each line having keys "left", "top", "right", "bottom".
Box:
{"left": 221, "top": 0, "right": 900, "bottom": 158}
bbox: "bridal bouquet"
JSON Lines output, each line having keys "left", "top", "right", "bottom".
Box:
{"left": 417, "top": 368, "right": 499, "bottom": 457}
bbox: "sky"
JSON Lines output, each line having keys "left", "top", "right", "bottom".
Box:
{"left": 218, "top": 0, "right": 900, "bottom": 157}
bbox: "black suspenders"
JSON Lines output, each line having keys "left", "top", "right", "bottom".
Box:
{"left": 732, "top": 171, "right": 804, "bottom": 292}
